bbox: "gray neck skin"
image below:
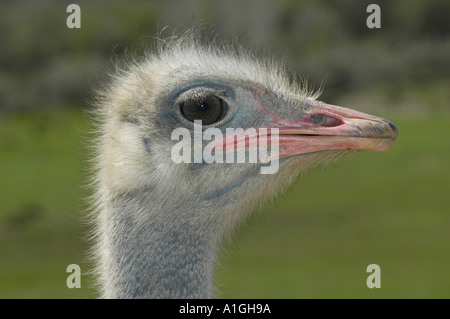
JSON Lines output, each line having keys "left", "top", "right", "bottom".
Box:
{"left": 100, "top": 190, "right": 219, "bottom": 299}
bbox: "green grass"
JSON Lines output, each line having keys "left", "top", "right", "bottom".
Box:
{"left": 0, "top": 108, "right": 449, "bottom": 298}
{"left": 0, "top": 109, "right": 95, "bottom": 298}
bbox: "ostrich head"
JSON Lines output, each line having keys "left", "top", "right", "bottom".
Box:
{"left": 91, "top": 34, "right": 398, "bottom": 298}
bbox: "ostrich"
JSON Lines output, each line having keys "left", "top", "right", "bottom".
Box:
{"left": 91, "top": 34, "right": 398, "bottom": 299}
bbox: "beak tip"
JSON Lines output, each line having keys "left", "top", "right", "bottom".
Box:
{"left": 383, "top": 119, "right": 399, "bottom": 140}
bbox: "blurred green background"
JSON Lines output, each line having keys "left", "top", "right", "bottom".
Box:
{"left": 0, "top": 0, "right": 449, "bottom": 298}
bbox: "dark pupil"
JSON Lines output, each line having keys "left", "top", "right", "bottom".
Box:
{"left": 181, "top": 96, "right": 223, "bottom": 125}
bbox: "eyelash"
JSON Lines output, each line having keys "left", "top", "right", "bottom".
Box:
{"left": 175, "top": 88, "right": 225, "bottom": 106}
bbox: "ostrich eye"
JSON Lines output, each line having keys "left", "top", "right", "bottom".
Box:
{"left": 180, "top": 95, "right": 225, "bottom": 125}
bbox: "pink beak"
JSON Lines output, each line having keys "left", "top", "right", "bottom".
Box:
{"left": 216, "top": 100, "right": 398, "bottom": 159}
{"left": 272, "top": 100, "right": 398, "bottom": 158}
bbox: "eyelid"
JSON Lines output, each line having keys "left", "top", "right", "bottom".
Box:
{"left": 175, "top": 87, "right": 226, "bottom": 105}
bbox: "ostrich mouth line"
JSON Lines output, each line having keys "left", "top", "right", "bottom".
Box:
{"left": 215, "top": 121, "right": 398, "bottom": 159}
{"left": 277, "top": 124, "right": 398, "bottom": 155}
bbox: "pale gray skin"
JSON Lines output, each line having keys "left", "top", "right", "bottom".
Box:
{"left": 91, "top": 36, "right": 397, "bottom": 298}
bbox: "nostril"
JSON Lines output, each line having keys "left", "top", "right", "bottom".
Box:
{"left": 310, "top": 114, "right": 342, "bottom": 127}
{"left": 310, "top": 114, "right": 326, "bottom": 125}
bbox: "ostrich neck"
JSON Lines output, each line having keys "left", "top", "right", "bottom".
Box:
{"left": 99, "top": 190, "right": 219, "bottom": 298}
